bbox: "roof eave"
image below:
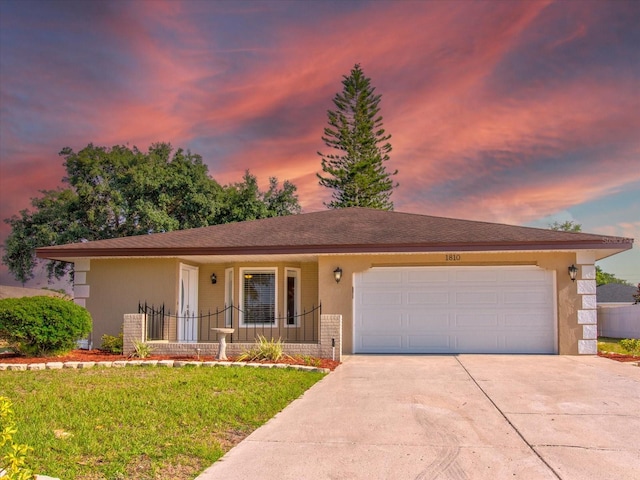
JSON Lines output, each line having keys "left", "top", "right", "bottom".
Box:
{"left": 36, "top": 240, "right": 633, "bottom": 260}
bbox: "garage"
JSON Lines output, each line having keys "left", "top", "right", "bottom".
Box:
{"left": 354, "top": 266, "right": 557, "bottom": 354}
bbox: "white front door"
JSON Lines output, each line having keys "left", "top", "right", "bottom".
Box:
{"left": 179, "top": 264, "right": 199, "bottom": 342}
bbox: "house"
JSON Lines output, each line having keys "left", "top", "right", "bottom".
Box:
{"left": 596, "top": 283, "right": 637, "bottom": 305}
{"left": 36, "top": 208, "right": 633, "bottom": 358}
{"left": 0, "top": 285, "right": 70, "bottom": 300}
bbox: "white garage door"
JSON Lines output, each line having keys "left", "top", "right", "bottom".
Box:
{"left": 354, "top": 266, "right": 556, "bottom": 354}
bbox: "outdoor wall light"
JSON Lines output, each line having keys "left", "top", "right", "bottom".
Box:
{"left": 333, "top": 267, "right": 343, "bottom": 284}
{"left": 568, "top": 264, "right": 578, "bottom": 282}
{"left": 210, "top": 273, "right": 217, "bottom": 285}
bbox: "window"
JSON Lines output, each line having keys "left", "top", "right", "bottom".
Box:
{"left": 285, "top": 268, "right": 300, "bottom": 327}
{"left": 240, "top": 269, "right": 277, "bottom": 325}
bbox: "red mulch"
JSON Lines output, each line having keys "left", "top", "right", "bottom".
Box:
{"left": 0, "top": 349, "right": 341, "bottom": 371}
{"left": 6, "top": 350, "right": 635, "bottom": 368}
{"left": 597, "top": 351, "right": 640, "bottom": 363}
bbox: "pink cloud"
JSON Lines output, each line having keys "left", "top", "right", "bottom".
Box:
{"left": 1, "top": 0, "right": 639, "bottom": 287}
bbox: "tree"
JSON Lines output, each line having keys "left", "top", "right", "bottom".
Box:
{"left": 262, "top": 177, "right": 301, "bottom": 218}
{"left": 217, "top": 171, "right": 301, "bottom": 224}
{"left": 3, "top": 144, "right": 301, "bottom": 283}
{"left": 62, "top": 143, "right": 222, "bottom": 236}
{"left": 3, "top": 189, "right": 83, "bottom": 283}
{"left": 595, "top": 266, "right": 631, "bottom": 286}
{"left": 317, "top": 64, "right": 397, "bottom": 210}
{"left": 549, "top": 220, "right": 582, "bottom": 232}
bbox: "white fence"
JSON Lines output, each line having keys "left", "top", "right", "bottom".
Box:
{"left": 598, "top": 305, "right": 640, "bottom": 338}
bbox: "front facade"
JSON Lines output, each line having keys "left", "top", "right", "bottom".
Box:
{"left": 37, "top": 208, "right": 633, "bottom": 357}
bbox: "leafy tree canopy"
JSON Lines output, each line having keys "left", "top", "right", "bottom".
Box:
{"left": 3, "top": 143, "right": 300, "bottom": 284}
{"left": 217, "top": 171, "right": 301, "bottom": 224}
{"left": 317, "top": 64, "right": 397, "bottom": 210}
{"left": 595, "top": 266, "right": 631, "bottom": 286}
{"left": 549, "top": 220, "right": 582, "bottom": 232}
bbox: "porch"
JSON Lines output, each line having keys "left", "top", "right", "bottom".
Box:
{"left": 139, "top": 302, "right": 322, "bottom": 344}
{"left": 123, "top": 304, "right": 342, "bottom": 360}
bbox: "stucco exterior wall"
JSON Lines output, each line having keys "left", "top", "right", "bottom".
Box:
{"left": 198, "top": 262, "right": 318, "bottom": 315}
{"left": 85, "top": 258, "right": 179, "bottom": 346}
{"left": 317, "top": 251, "right": 581, "bottom": 355}
{"left": 196, "top": 263, "right": 226, "bottom": 341}
{"left": 82, "top": 259, "right": 320, "bottom": 347}
{"left": 198, "top": 262, "right": 319, "bottom": 342}
{"left": 82, "top": 251, "right": 589, "bottom": 355}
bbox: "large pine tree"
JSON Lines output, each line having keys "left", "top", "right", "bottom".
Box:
{"left": 317, "top": 64, "right": 397, "bottom": 210}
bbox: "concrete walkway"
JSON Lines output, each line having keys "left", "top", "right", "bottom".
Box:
{"left": 197, "top": 355, "right": 640, "bottom": 480}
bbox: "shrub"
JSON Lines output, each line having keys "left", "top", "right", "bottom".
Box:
{"left": 619, "top": 338, "right": 640, "bottom": 355}
{"left": 0, "top": 296, "right": 92, "bottom": 357}
{"left": 100, "top": 332, "right": 123, "bottom": 354}
{"left": 0, "top": 396, "right": 34, "bottom": 480}
{"left": 237, "top": 335, "right": 286, "bottom": 362}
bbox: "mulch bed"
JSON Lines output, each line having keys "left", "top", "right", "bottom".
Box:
{"left": 597, "top": 351, "right": 640, "bottom": 363}
{"left": 3, "top": 349, "right": 635, "bottom": 368}
{"left": 0, "top": 349, "right": 341, "bottom": 370}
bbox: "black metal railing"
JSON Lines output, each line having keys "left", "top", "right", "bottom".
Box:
{"left": 138, "top": 302, "right": 321, "bottom": 344}
{"left": 139, "top": 302, "right": 165, "bottom": 341}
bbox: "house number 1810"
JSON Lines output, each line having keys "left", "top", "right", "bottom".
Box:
{"left": 445, "top": 254, "right": 461, "bottom": 261}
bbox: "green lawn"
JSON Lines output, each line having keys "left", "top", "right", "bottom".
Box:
{"left": 0, "top": 366, "right": 325, "bottom": 479}
{"left": 598, "top": 337, "right": 633, "bottom": 355}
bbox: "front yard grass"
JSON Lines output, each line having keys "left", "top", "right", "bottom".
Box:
{"left": 598, "top": 336, "right": 629, "bottom": 355}
{"left": 0, "top": 366, "right": 325, "bottom": 479}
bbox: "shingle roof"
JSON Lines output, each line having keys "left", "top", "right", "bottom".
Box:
{"left": 36, "top": 207, "right": 634, "bottom": 258}
{"left": 596, "top": 283, "right": 638, "bottom": 303}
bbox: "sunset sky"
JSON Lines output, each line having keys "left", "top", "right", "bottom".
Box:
{"left": 0, "top": 0, "right": 638, "bottom": 287}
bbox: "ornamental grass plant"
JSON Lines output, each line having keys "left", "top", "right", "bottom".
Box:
{"left": 236, "top": 335, "right": 286, "bottom": 362}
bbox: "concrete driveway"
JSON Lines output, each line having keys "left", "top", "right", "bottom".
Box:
{"left": 197, "top": 355, "right": 640, "bottom": 480}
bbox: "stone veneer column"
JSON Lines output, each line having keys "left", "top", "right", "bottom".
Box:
{"left": 73, "top": 259, "right": 91, "bottom": 308}
{"left": 576, "top": 252, "right": 597, "bottom": 354}
{"left": 73, "top": 259, "right": 92, "bottom": 348}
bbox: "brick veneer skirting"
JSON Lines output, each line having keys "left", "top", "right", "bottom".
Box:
{"left": 123, "top": 313, "right": 342, "bottom": 361}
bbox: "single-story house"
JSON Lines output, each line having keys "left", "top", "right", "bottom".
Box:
{"left": 36, "top": 208, "right": 633, "bottom": 358}
{"left": 596, "top": 283, "right": 637, "bottom": 306}
{"left": 0, "top": 285, "right": 70, "bottom": 300}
